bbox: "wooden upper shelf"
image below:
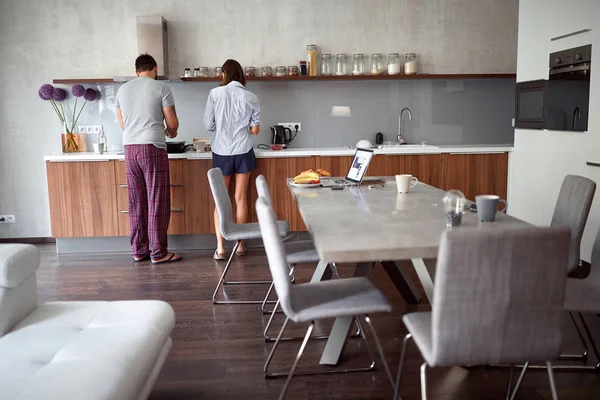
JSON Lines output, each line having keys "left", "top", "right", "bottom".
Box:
{"left": 52, "top": 73, "right": 516, "bottom": 84}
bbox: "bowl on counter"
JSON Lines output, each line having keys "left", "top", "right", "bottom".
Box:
{"left": 270, "top": 144, "right": 283, "bottom": 151}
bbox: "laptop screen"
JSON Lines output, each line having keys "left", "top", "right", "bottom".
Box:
{"left": 345, "top": 148, "right": 374, "bottom": 183}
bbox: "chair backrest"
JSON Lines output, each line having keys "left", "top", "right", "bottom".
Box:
{"left": 551, "top": 175, "right": 596, "bottom": 272}
{"left": 256, "top": 197, "right": 293, "bottom": 315}
{"left": 207, "top": 168, "right": 234, "bottom": 238}
{"left": 256, "top": 175, "right": 273, "bottom": 205}
{"left": 431, "top": 227, "right": 570, "bottom": 366}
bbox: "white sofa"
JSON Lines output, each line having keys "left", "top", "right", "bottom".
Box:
{"left": 0, "top": 244, "right": 175, "bottom": 400}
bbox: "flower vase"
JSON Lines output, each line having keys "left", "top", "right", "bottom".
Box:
{"left": 61, "top": 121, "right": 83, "bottom": 153}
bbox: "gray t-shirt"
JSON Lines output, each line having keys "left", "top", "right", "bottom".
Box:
{"left": 115, "top": 77, "right": 175, "bottom": 150}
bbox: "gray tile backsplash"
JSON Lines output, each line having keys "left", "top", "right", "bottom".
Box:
{"left": 71, "top": 78, "right": 515, "bottom": 151}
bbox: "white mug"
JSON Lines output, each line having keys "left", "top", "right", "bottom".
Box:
{"left": 395, "top": 174, "right": 419, "bottom": 193}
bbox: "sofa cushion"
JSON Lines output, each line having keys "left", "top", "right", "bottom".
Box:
{"left": 0, "top": 300, "right": 175, "bottom": 400}
{"left": 0, "top": 244, "right": 40, "bottom": 288}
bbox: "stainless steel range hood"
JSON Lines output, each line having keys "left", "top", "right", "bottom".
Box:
{"left": 113, "top": 15, "right": 181, "bottom": 82}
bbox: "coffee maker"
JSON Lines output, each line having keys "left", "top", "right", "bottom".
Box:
{"left": 270, "top": 125, "right": 295, "bottom": 148}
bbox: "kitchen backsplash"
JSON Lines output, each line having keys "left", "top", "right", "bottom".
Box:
{"left": 69, "top": 78, "right": 515, "bottom": 152}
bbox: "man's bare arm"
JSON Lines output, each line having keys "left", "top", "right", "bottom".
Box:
{"left": 116, "top": 108, "right": 125, "bottom": 130}
{"left": 163, "top": 105, "right": 179, "bottom": 138}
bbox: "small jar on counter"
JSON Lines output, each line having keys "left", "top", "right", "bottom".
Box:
{"left": 388, "top": 53, "right": 401, "bottom": 75}
{"left": 299, "top": 61, "right": 307, "bottom": 76}
{"left": 198, "top": 67, "right": 209, "bottom": 77}
{"left": 335, "top": 53, "right": 348, "bottom": 76}
{"left": 262, "top": 66, "right": 273, "bottom": 77}
{"left": 370, "top": 53, "right": 384, "bottom": 75}
{"left": 404, "top": 53, "right": 417, "bottom": 75}
{"left": 320, "top": 54, "right": 333, "bottom": 76}
{"left": 352, "top": 54, "right": 365, "bottom": 75}
{"left": 288, "top": 66, "right": 299, "bottom": 76}
{"left": 245, "top": 66, "right": 256, "bottom": 77}
{"left": 275, "top": 66, "right": 287, "bottom": 76}
{"left": 214, "top": 67, "right": 223, "bottom": 79}
{"left": 183, "top": 68, "right": 192, "bottom": 78}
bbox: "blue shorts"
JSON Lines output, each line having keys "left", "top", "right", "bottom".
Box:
{"left": 212, "top": 149, "right": 257, "bottom": 176}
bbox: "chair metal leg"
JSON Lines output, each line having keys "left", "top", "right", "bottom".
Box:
{"left": 546, "top": 361, "right": 559, "bottom": 400}
{"left": 278, "top": 322, "right": 314, "bottom": 400}
{"left": 264, "top": 316, "right": 291, "bottom": 376}
{"left": 557, "top": 311, "right": 589, "bottom": 361}
{"left": 362, "top": 315, "right": 394, "bottom": 390}
{"left": 420, "top": 362, "right": 428, "bottom": 400}
{"left": 394, "top": 333, "right": 412, "bottom": 400}
{"left": 577, "top": 312, "right": 600, "bottom": 370}
{"left": 213, "top": 241, "right": 275, "bottom": 304}
{"left": 508, "top": 361, "right": 529, "bottom": 400}
{"left": 506, "top": 365, "right": 514, "bottom": 400}
{"left": 262, "top": 265, "right": 295, "bottom": 314}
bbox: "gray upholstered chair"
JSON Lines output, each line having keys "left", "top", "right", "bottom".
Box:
{"left": 564, "top": 224, "right": 600, "bottom": 371}
{"left": 256, "top": 197, "right": 394, "bottom": 400}
{"left": 551, "top": 175, "right": 595, "bottom": 273}
{"left": 394, "top": 227, "right": 571, "bottom": 400}
{"left": 208, "top": 168, "right": 289, "bottom": 304}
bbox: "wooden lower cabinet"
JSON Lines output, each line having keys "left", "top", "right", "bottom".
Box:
{"left": 442, "top": 153, "right": 509, "bottom": 201}
{"left": 183, "top": 159, "right": 215, "bottom": 234}
{"left": 250, "top": 157, "right": 316, "bottom": 231}
{"left": 46, "top": 160, "right": 118, "bottom": 237}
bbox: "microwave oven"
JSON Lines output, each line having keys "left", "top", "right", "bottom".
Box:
{"left": 515, "top": 45, "right": 591, "bottom": 132}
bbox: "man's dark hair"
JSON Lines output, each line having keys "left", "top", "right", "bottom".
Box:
{"left": 135, "top": 53, "right": 158, "bottom": 73}
{"left": 220, "top": 59, "right": 246, "bottom": 86}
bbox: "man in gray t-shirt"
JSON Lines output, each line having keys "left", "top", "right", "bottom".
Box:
{"left": 115, "top": 54, "right": 182, "bottom": 265}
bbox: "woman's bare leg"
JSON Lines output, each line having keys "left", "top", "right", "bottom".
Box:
{"left": 234, "top": 172, "right": 252, "bottom": 252}
{"left": 214, "top": 174, "right": 232, "bottom": 255}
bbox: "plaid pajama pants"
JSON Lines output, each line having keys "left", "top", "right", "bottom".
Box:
{"left": 125, "top": 144, "right": 171, "bottom": 260}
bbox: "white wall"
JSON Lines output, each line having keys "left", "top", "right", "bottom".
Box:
{"left": 0, "top": 0, "right": 518, "bottom": 238}
{"left": 509, "top": 0, "right": 600, "bottom": 261}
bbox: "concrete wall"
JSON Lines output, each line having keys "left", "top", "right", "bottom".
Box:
{"left": 0, "top": 0, "right": 518, "bottom": 238}
{"left": 508, "top": 0, "right": 600, "bottom": 262}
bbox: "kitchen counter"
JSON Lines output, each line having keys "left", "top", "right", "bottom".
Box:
{"left": 44, "top": 144, "right": 513, "bottom": 161}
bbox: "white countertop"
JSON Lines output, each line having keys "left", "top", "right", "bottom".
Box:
{"left": 44, "top": 144, "right": 513, "bottom": 162}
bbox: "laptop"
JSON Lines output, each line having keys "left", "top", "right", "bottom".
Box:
{"left": 322, "top": 148, "right": 376, "bottom": 187}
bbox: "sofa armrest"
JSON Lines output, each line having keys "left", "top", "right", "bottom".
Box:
{"left": 0, "top": 244, "right": 40, "bottom": 288}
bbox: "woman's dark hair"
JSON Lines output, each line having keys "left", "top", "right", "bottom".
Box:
{"left": 221, "top": 59, "right": 246, "bottom": 86}
{"left": 135, "top": 53, "right": 158, "bottom": 73}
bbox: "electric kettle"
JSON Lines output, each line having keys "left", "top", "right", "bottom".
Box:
{"left": 270, "top": 126, "right": 295, "bottom": 148}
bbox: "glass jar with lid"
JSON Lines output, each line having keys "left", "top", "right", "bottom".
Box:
{"left": 198, "top": 67, "right": 209, "bottom": 77}
{"left": 214, "top": 67, "right": 223, "bottom": 79}
{"left": 183, "top": 68, "right": 192, "bottom": 78}
{"left": 320, "top": 54, "right": 333, "bottom": 76}
{"left": 262, "top": 66, "right": 273, "bottom": 77}
{"left": 352, "top": 54, "right": 365, "bottom": 75}
{"left": 404, "top": 53, "right": 417, "bottom": 75}
{"left": 275, "top": 66, "right": 287, "bottom": 77}
{"left": 335, "top": 54, "right": 348, "bottom": 76}
{"left": 288, "top": 66, "right": 299, "bottom": 76}
{"left": 388, "top": 53, "right": 401, "bottom": 75}
{"left": 245, "top": 66, "right": 256, "bottom": 77}
{"left": 306, "top": 44, "right": 318, "bottom": 76}
{"left": 193, "top": 68, "right": 201, "bottom": 77}
{"left": 370, "top": 53, "right": 384, "bottom": 75}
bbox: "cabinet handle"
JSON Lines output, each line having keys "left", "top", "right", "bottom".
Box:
{"left": 119, "top": 184, "right": 128, "bottom": 188}
{"left": 171, "top": 183, "right": 183, "bottom": 187}
{"left": 120, "top": 209, "right": 182, "bottom": 213}
{"left": 551, "top": 29, "right": 592, "bottom": 41}
{"left": 118, "top": 184, "right": 182, "bottom": 188}
{"left": 48, "top": 159, "right": 111, "bottom": 163}
{"left": 447, "top": 152, "right": 506, "bottom": 155}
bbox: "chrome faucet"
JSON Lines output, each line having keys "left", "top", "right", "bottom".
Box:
{"left": 398, "top": 107, "right": 412, "bottom": 143}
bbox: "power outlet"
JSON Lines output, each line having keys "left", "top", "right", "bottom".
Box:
{"left": 0, "top": 215, "right": 15, "bottom": 224}
{"left": 278, "top": 122, "right": 301, "bottom": 132}
{"left": 79, "top": 125, "right": 103, "bottom": 134}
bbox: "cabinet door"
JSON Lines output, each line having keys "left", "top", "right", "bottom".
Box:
{"left": 443, "top": 153, "right": 509, "bottom": 201}
{"left": 250, "top": 157, "right": 315, "bottom": 231}
{"left": 184, "top": 159, "right": 215, "bottom": 234}
{"left": 316, "top": 156, "right": 353, "bottom": 177}
{"left": 396, "top": 155, "right": 444, "bottom": 188}
{"left": 46, "top": 161, "right": 118, "bottom": 237}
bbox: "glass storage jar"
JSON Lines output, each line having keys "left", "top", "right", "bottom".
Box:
{"left": 214, "top": 67, "right": 223, "bottom": 79}
{"left": 388, "top": 53, "right": 401, "bottom": 75}
{"left": 193, "top": 68, "right": 201, "bottom": 77}
{"left": 198, "top": 67, "right": 209, "bottom": 77}
{"left": 370, "top": 53, "right": 384, "bottom": 75}
{"left": 183, "top": 68, "right": 192, "bottom": 78}
{"left": 404, "top": 53, "right": 417, "bottom": 75}
{"left": 320, "top": 54, "right": 333, "bottom": 76}
{"left": 335, "top": 53, "right": 348, "bottom": 76}
{"left": 443, "top": 190, "right": 466, "bottom": 227}
{"left": 262, "top": 66, "right": 273, "bottom": 77}
{"left": 306, "top": 44, "right": 318, "bottom": 76}
{"left": 288, "top": 66, "right": 299, "bottom": 76}
{"left": 275, "top": 66, "right": 287, "bottom": 76}
{"left": 245, "top": 66, "right": 256, "bottom": 77}
{"left": 352, "top": 54, "right": 365, "bottom": 75}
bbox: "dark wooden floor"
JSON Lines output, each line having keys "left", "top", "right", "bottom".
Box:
{"left": 34, "top": 244, "right": 600, "bottom": 400}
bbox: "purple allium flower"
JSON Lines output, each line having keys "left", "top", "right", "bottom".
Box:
{"left": 71, "top": 84, "right": 85, "bottom": 97}
{"left": 38, "top": 84, "right": 54, "bottom": 100}
{"left": 51, "top": 88, "right": 67, "bottom": 102}
{"left": 83, "top": 88, "right": 97, "bottom": 101}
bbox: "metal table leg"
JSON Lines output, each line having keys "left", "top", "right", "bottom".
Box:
{"left": 380, "top": 260, "right": 421, "bottom": 304}
{"left": 319, "top": 262, "right": 373, "bottom": 365}
{"left": 411, "top": 258, "right": 435, "bottom": 303}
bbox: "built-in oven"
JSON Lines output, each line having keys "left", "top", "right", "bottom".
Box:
{"left": 515, "top": 44, "right": 591, "bottom": 132}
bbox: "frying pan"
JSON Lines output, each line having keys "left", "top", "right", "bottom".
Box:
{"left": 166, "top": 141, "right": 192, "bottom": 153}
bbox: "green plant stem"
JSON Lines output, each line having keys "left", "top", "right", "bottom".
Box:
{"left": 59, "top": 102, "right": 69, "bottom": 134}
{"left": 71, "top": 97, "right": 78, "bottom": 133}
{"left": 72, "top": 100, "right": 88, "bottom": 133}
{"left": 49, "top": 100, "right": 65, "bottom": 124}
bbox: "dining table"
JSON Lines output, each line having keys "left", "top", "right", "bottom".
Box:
{"left": 287, "top": 177, "right": 529, "bottom": 366}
